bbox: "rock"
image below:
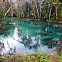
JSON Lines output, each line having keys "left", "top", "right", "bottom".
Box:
{"left": 57, "top": 39, "right": 62, "bottom": 56}
{"left": 0, "top": 42, "right": 5, "bottom": 56}
{"left": 0, "top": 24, "right": 1, "bottom": 26}
{"left": 12, "top": 23, "right": 17, "bottom": 27}
{"left": 18, "top": 28, "right": 22, "bottom": 36}
{"left": 18, "top": 28, "right": 22, "bottom": 33}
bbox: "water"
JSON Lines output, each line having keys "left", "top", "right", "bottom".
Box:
{"left": 0, "top": 18, "right": 62, "bottom": 55}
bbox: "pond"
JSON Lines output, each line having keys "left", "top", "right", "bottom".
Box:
{"left": 0, "top": 18, "right": 62, "bottom": 55}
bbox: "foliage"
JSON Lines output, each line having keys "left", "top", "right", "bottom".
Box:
{"left": 0, "top": 0, "right": 62, "bottom": 22}
{"left": 0, "top": 53, "right": 62, "bottom": 62}
{"left": 0, "top": 6, "right": 4, "bottom": 19}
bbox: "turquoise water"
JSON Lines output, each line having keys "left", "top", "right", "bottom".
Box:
{"left": 0, "top": 18, "right": 62, "bottom": 54}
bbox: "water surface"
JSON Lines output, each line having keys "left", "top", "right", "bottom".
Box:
{"left": 0, "top": 18, "right": 62, "bottom": 55}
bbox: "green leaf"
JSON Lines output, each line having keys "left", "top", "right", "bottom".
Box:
{"left": 1, "top": 56, "right": 5, "bottom": 59}
{"left": 48, "top": 60, "right": 53, "bottom": 62}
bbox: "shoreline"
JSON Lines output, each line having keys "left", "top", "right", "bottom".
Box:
{"left": 3, "top": 17, "right": 62, "bottom": 24}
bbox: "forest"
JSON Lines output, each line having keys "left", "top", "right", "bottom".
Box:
{"left": 0, "top": 0, "right": 62, "bottom": 22}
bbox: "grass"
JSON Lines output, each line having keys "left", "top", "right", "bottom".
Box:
{"left": 0, "top": 53, "right": 62, "bottom": 62}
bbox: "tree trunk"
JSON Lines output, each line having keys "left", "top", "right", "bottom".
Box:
{"left": 33, "top": 7, "right": 36, "bottom": 19}
{"left": 11, "top": 9, "right": 13, "bottom": 17}
{"left": 35, "top": 3, "right": 39, "bottom": 18}
{"left": 19, "top": 10, "right": 20, "bottom": 18}
{"left": 56, "top": 6, "right": 58, "bottom": 20}
{"left": 27, "top": 4, "right": 29, "bottom": 18}
{"left": 23, "top": 12, "right": 24, "bottom": 18}
{"left": 49, "top": 8, "right": 52, "bottom": 20}
{"left": 38, "top": 0, "right": 41, "bottom": 19}
{"left": 5, "top": 4, "right": 14, "bottom": 16}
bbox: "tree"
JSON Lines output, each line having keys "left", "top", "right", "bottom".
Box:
{"left": 53, "top": 0, "right": 62, "bottom": 20}
{"left": 0, "top": 6, "right": 4, "bottom": 21}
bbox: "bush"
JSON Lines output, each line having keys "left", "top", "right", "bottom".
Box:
{"left": 0, "top": 53, "right": 62, "bottom": 62}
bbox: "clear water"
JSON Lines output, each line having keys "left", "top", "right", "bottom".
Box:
{"left": 0, "top": 18, "right": 62, "bottom": 55}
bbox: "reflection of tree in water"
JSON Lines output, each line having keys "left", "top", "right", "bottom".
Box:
{"left": 20, "top": 34, "right": 57, "bottom": 50}
{"left": 21, "top": 35, "right": 41, "bottom": 51}
{"left": 0, "top": 18, "right": 14, "bottom": 36}
{"left": 0, "top": 24, "right": 10, "bottom": 36}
